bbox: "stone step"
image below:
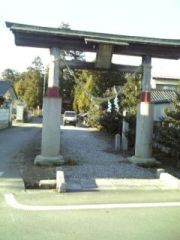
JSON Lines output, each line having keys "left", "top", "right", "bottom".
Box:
{"left": 56, "top": 168, "right": 180, "bottom": 192}
{"left": 64, "top": 178, "right": 176, "bottom": 192}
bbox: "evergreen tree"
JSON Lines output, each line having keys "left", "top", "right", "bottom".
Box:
{"left": 73, "top": 70, "right": 92, "bottom": 112}
{"left": 121, "top": 73, "right": 141, "bottom": 115}
{"left": 15, "top": 78, "right": 26, "bottom": 100}
{"left": 119, "top": 73, "right": 141, "bottom": 147}
{"left": 23, "top": 68, "right": 43, "bottom": 109}
{"left": 14, "top": 57, "right": 44, "bottom": 109}
{"left": 1, "top": 68, "right": 20, "bottom": 85}
{"left": 154, "top": 91, "right": 180, "bottom": 164}
{"left": 31, "top": 56, "right": 44, "bottom": 74}
{"left": 164, "top": 92, "right": 180, "bottom": 127}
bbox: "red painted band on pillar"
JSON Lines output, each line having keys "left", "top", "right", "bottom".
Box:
{"left": 46, "top": 87, "right": 60, "bottom": 97}
{"left": 140, "top": 91, "right": 151, "bottom": 102}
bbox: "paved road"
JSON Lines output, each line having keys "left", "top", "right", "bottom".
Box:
{"left": 1, "top": 190, "right": 180, "bottom": 240}
{"left": 0, "top": 119, "right": 41, "bottom": 178}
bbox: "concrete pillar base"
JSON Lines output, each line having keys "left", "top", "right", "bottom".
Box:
{"left": 129, "top": 156, "right": 160, "bottom": 167}
{"left": 34, "top": 154, "right": 64, "bottom": 166}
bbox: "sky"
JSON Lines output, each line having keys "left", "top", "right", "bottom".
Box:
{"left": 0, "top": 0, "right": 180, "bottom": 77}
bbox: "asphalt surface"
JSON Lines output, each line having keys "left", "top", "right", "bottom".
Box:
{"left": 0, "top": 119, "right": 42, "bottom": 193}
{"left": 1, "top": 190, "right": 180, "bottom": 240}
{"left": 0, "top": 120, "right": 41, "bottom": 178}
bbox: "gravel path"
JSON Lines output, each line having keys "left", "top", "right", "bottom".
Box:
{"left": 61, "top": 126, "right": 157, "bottom": 189}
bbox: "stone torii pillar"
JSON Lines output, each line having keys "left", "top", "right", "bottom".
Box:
{"left": 130, "top": 56, "right": 158, "bottom": 166}
{"left": 34, "top": 47, "right": 64, "bottom": 165}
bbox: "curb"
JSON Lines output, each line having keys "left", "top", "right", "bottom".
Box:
{"left": 56, "top": 167, "right": 66, "bottom": 192}
{"left": 54, "top": 168, "right": 180, "bottom": 192}
{"left": 158, "top": 170, "right": 180, "bottom": 189}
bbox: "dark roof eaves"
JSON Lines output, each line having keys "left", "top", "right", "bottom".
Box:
{"left": 6, "top": 21, "right": 180, "bottom": 47}
{"left": 152, "top": 100, "right": 172, "bottom": 104}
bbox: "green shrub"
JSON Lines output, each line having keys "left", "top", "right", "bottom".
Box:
{"left": 99, "top": 111, "right": 122, "bottom": 135}
{"left": 153, "top": 91, "right": 180, "bottom": 165}
{"left": 86, "top": 106, "right": 103, "bottom": 129}
{"left": 154, "top": 124, "right": 180, "bottom": 163}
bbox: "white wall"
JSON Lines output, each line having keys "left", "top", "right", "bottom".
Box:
{"left": 153, "top": 103, "right": 172, "bottom": 121}
{"left": 0, "top": 108, "right": 10, "bottom": 129}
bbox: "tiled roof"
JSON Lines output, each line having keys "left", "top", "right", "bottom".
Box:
{"left": 151, "top": 90, "right": 177, "bottom": 103}
{"left": 0, "top": 81, "right": 12, "bottom": 96}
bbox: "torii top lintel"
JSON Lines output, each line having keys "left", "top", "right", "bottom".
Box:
{"left": 6, "top": 21, "right": 180, "bottom": 60}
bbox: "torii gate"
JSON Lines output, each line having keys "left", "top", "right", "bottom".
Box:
{"left": 6, "top": 22, "right": 180, "bottom": 166}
